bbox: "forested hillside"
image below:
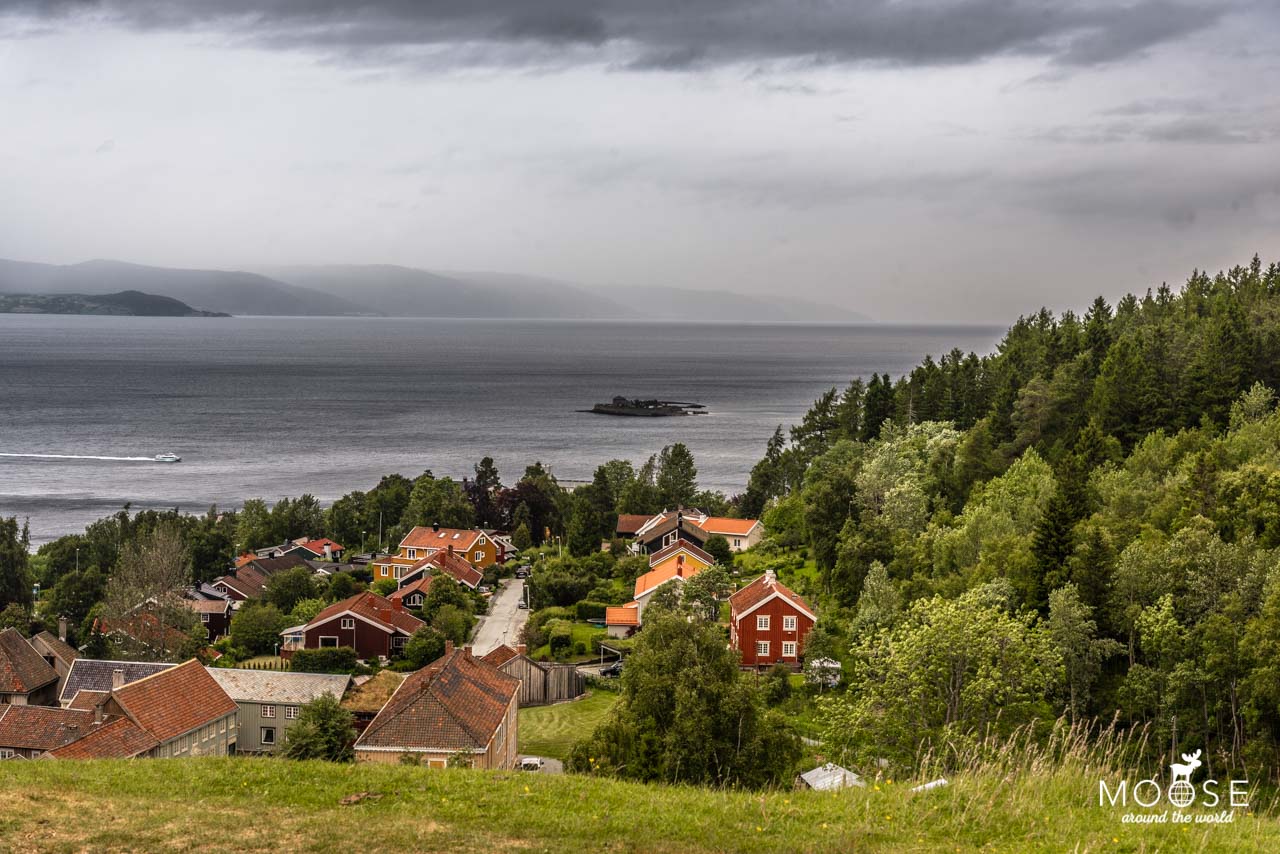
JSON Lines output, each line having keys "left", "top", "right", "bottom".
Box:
{"left": 740, "top": 255, "right": 1280, "bottom": 776}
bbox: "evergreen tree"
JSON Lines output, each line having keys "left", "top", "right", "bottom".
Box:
{"left": 0, "top": 517, "right": 32, "bottom": 611}
{"left": 655, "top": 443, "right": 698, "bottom": 508}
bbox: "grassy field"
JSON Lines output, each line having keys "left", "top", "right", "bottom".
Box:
{"left": 1, "top": 757, "right": 1277, "bottom": 853}
{"left": 518, "top": 689, "right": 619, "bottom": 761}
{"left": 529, "top": 620, "right": 608, "bottom": 663}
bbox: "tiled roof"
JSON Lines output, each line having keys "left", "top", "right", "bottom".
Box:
{"left": 44, "top": 716, "right": 159, "bottom": 760}
{"left": 30, "top": 631, "right": 78, "bottom": 667}
{"left": 0, "top": 628, "right": 59, "bottom": 695}
{"left": 182, "top": 599, "right": 231, "bottom": 615}
{"left": 206, "top": 668, "right": 351, "bottom": 704}
{"left": 66, "top": 689, "right": 108, "bottom": 711}
{"left": 111, "top": 659, "right": 238, "bottom": 743}
{"left": 635, "top": 545, "right": 708, "bottom": 599}
{"left": 296, "top": 537, "right": 344, "bottom": 554}
{"left": 355, "top": 648, "right": 519, "bottom": 752}
{"left": 695, "top": 516, "right": 760, "bottom": 537}
{"left": 389, "top": 575, "right": 434, "bottom": 603}
{"left": 399, "top": 526, "right": 484, "bottom": 553}
{"left": 404, "top": 549, "right": 484, "bottom": 588}
{"left": 647, "top": 538, "right": 716, "bottom": 568}
{"left": 306, "top": 592, "right": 425, "bottom": 636}
{"left": 615, "top": 514, "right": 651, "bottom": 536}
{"left": 214, "top": 554, "right": 311, "bottom": 599}
{"left": 729, "top": 572, "right": 815, "bottom": 621}
{"left": 0, "top": 705, "right": 96, "bottom": 751}
{"left": 480, "top": 644, "right": 520, "bottom": 667}
{"left": 604, "top": 604, "right": 640, "bottom": 626}
{"left": 59, "top": 659, "right": 176, "bottom": 705}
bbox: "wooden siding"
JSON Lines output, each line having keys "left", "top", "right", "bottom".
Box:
{"left": 497, "top": 657, "right": 585, "bottom": 707}
{"left": 232, "top": 700, "right": 305, "bottom": 753}
{"left": 732, "top": 596, "right": 815, "bottom": 669}
{"left": 303, "top": 614, "right": 407, "bottom": 660}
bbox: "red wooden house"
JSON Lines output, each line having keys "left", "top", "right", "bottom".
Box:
{"left": 285, "top": 591, "right": 424, "bottom": 661}
{"left": 729, "top": 570, "right": 816, "bottom": 670}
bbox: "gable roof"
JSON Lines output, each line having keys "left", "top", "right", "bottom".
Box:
{"left": 205, "top": 668, "right": 351, "bottom": 705}
{"left": 399, "top": 526, "right": 486, "bottom": 554}
{"left": 647, "top": 538, "right": 716, "bottom": 568}
{"left": 695, "top": 516, "right": 761, "bottom": 538}
{"left": 59, "top": 659, "right": 176, "bottom": 705}
{"left": 634, "top": 545, "right": 708, "bottom": 599}
{"left": 66, "top": 689, "right": 109, "bottom": 711}
{"left": 0, "top": 705, "right": 96, "bottom": 752}
{"left": 479, "top": 644, "right": 520, "bottom": 667}
{"left": 615, "top": 514, "right": 651, "bottom": 536}
{"left": 44, "top": 716, "right": 159, "bottom": 760}
{"left": 0, "top": 628, "right": 59, "bottom": 695}
{"left": 729, "top": 572, "right": 816, "bottom": 623}
{"left": 182, "top": 598, "right": 232, "bottom": 615}
{"left": 213, "top": 554, "right": 311, "bottom": 599}
{"left": 111, "top": 659, "right": 238, "bottom": 743}
{"left": 604, "top": 603, "right": 640, "bottom": 627}
{"left": 389, "top": 575, "right": 434, "bottom": 603}
{"left": 296, "top": 537, "right": 344, "bottom": 554}
{"left": 341, "top": 670, "right": 406, "bottom": 715}
{"left": 30, "top": 631, "right": 78, "bottom": 668}
{"left": 305, "top": 591, "right": 425, "bottom": 636}
{"left": 400, "top": 548, "right": 484, "bottom": 589}
{"left": 355, "top": 648, "right": 519, "bottom": 752}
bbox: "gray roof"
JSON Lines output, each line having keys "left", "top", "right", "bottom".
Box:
{"left": 799, "top": 763, "right": 864, "bottom": 791}
{"left": 59, "top": 659, "right": 176, "bottom": 705}
{"left": 205, "top": 668, "right": 351, "bottom": 705}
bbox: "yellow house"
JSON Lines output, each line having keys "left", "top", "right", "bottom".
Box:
{"left": 371, "top": 526, "right": 500, "bottom": 582}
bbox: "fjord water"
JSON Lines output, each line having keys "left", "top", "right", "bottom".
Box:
{"left": 0, "top": 315, "right": 1002, "bottom": 545}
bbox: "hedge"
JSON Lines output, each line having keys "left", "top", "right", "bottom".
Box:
{"left": 289, "top": 647, "right": 359, "bottom": 674}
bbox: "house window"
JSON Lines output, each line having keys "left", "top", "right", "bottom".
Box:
{"left": 756, "top": 641, "right": 770, "bottom": 657}
{"left": 262, "top": 705, "right": 276, "bottom": 718}
{"left": 200, "top": 613, "right": 210, "bottom": 623}
{"left": 219, "top": 718, "right": 226, "bottom": 734}
{"left": 733, "top": 538, "right": 742, "bottom": 548}
{"left": 408, "top": 549, "right": 418, "bottom": 559}
{"left": 0, "top": 748, "right": 13, "bottom": 759}
{"left": 320, "top": 636, "right": 338, "bottom": 647}
{"left": 261, "top": 727, "right": 276, "bottom": 745}
{"left": 393, "top": 636, "right": 407, "bottom": 649}
{"left": 474, "top": 551, "right": 484, "bottom": 562}
{"left": 756, "top": 615, "right": 770, "bottom": 631}
{"left": 783, "top": 615, "right": 797, "bottom": 631}
{"left": 340, "top": 617, "right": 355, "bottom": 629}
{"left": 285, "top": 707, "right": 298, "bottom": 720}
{"left": 782, "top": 641, "right": 797, "bottom": 657}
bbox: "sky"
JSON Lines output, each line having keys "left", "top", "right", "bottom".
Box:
{"left": 1, "top": 1, "right": 1279, "bottom": 323}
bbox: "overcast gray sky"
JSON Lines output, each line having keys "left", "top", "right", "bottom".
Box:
{"left": 1, "top": 1, "right": 1278, "bottom": 322}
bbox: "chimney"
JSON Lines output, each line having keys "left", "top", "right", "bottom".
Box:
{"left": 445, "top": 640, "right": 454, "bottom": 655}
{"left": 764, "top": 569, "right": 777, "bottom": 587}
{"left": 391, "top": 597, "right": 404, "bottom": 612}
{"left": 58, "top": 615, "right": 68, "bottom": 642}
{"left": 432, "top": 522, "right": 440, "bottom": 532}
{"left": 516, "top": 644, "right": 527, "bottom": 655}
{"left": 94, "top": 703, "right": 103, "bottom": 725}
{"left": 324, "top": 544, "right": 333, "bottom": 560}
{"left": 112, "top": 668, "right": 125, "bottom": 690}
{"left": 447, "top": 545, "right": 454, "bottom": 556}
{"left": 463, "top": 645, "right": 473, "bottom": 658}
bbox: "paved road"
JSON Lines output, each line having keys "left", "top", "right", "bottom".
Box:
{"left": 471, "top": 578, "right": 529, "bottom": 655}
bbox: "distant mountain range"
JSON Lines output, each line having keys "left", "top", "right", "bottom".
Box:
{"left": 0, "top": 258, "right": 870, "bottom": 322}
{"left": 0, "top": 289, "right": 227, "bottom": 317}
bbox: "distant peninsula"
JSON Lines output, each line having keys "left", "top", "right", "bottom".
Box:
{"left": 0, "top": 290, "right": 228, "bottom": 317}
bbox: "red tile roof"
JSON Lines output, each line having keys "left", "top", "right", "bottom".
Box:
{"left": 479, "top": 644, "right": 520, "bottom": 667}
{"left": 45, "top": 716, "right": 159, "bottom": 760}
{"left": 604, "top": 604, "right": 640, "bottom": 626}
{"left": 399, "top": 526, "right": 485, "bottom": 553}
{"left": 355, "top": 648, "right": 519, "bottom": 753}
{"left": 615, "top": 514, "right": 651, "bottom": 536}
{"left": 0, "top": 628, "right": 59, "bottom": 695}
{"left": 30, "top": 631, "right": 78, "bottom": 668}
{"left": 729, "top": 572, "right": 816, "bottom": 622}
{"left": 308, "top": 591, "right": 425, "bottom": 636}
{"left": 0, "top": 705, "right": 96, "bottom": 752}
{"left": 695, "top": 516, "right": 760, "bottom": 537}
{"left": 297, "top": 537, "right": 344, "bottom": 554}
{"left": 389, "top": 575, "right": 434, "bottom": 603}
{"left": 111, "top": 658, "right": 238, "bottom": 744}
{"left": 182, "top": 599, "right": 231, "bottom": 615}
{"left": 66, "top": 689, "right": 109, "bottom": 711}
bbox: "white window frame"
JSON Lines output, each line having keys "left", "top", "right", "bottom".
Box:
{"left": 755, "top": 640, "right": 770, "bottom": 657}
{"left": 285, "top": 706, "right": 298, "bottom": 720}
{"left": 319, "top": 636, "right": 339, "bottom": 647}
{"left": 782, "top": 615, "right": 797, "bottom": 631}
{"left": 756, "top": 615, "right": 770, "bottom": 631}
{"left": 261, "top": 727, "right": 275, "bottom": 745}
{"left": 0, "top": 748, "right": 14, "bottom": 759}
{"left": 782, "top": 641, "right": 797, "bottom": 658}
{"left": 262, "top": 705, "right": 276, "bottom": 718}
{"left": 407, "top": 549, "right": 418, "bottom": 559}
{"left": 393, "top": 635, "right": 407, "bottom": 648}
{"left": 200, "top": 613, "right": 210, "bottom": 623}
{"left": 733, "top": 538, "right": 742, "bottom": 548}
{"left": 474, "top": 550, "right": 484, "bottom": 562}
{"left": 340, "top": 617, "right": 355, "bottom": 629}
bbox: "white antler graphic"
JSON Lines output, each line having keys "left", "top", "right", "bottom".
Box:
{"left": 1170, "top": 749, "right": 1202, "bottom": 784}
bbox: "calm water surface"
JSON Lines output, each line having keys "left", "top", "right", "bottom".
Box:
{"left": 0, "top": 315, "right": 1003, "bottom": 544}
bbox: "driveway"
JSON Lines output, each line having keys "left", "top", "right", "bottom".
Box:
{"left": 472, "top": 578, "right": 529, "bottom": 655}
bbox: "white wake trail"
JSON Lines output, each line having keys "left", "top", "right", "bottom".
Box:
{"left": 0, "top": 452, "right": 158, "bottom": 462}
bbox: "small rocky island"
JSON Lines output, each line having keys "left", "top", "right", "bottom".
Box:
{"left": 583, "top": 396, "right": 708, "bottom": 417}
{"left": 0, "top": 290, "right": 228, "bottom": 317}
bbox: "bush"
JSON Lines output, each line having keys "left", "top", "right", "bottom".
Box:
{"left": 548, "top": 621, "right": 573, "bottom": 658}
{"left": 229, "top": 602, "right": 287, "bottom": 655}
{"left": 281, "top": 695, "right": 356, "bottom": 762}
{"left": 573, "top": 641, "right": 587, "bottom": 655}
{"left": 371, "top": 578, "right": 398, "bottom": 597}
{"left": 289, "top": 647, "right": 359, "bottom": 674}
{"left": 575, "top": 601, "right": 608, "bottom": 621}
{"left": 764, "top": 663, "right": 793, "bottom": 706}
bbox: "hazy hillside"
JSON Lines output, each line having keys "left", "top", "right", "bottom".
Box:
{"left": 0, "top": 289, "right": 227, "bottom": 317}
{"left": 0, "top": 259, "right": 363, "bottom": 316}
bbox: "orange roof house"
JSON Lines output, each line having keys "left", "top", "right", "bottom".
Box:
{"left": 396, "top": 548, "right": 484, "bottom": 590}
{"left": 604, "top": 602, "right": 640, "bottom": 638}
{"left": 353, "top": 644, "right": 520, "bottom": 769}
{"left": 372, "top": 526, "right": 501, "bottom": 582}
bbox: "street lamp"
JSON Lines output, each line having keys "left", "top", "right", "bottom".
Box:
{"left": 75, "top": 547, "right": 80, "bottom": 572}
{"left": 31, "top": 583, "right": 40, "bottom": 601}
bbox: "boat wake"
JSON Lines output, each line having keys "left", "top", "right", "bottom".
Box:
{"left": 0, "top": 452, "right": 158, "bottom": 462}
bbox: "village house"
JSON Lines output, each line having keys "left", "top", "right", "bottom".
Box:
{"left": 604, "top": 537, "right": 713, "bottom": 635}
{"left": 480, "top": 644, "right": 585, "bottom": 707}
{"left": 281, "top": 591, "right": 424, "bottom": 661}
{"left": 729, "top": 570, "right": 817, "bottom": 670}
{"left": 45, "top": 659, "right": 239, "bottom": 760}
{"left": 206, "top": 668, "right": 351, "bottom": 754}
{"left": 388, "top": 575, "right": 434, "bottom": 609}
{"left": 0, "top": 705, "right": 96, "bottom": 759}
{"left": 254, "top": 537, "right": 345, "bottom": 562}
{"left": 353, "top": 643, "right": 519, "bottom": 769}
{"left": 371, "top": 525, "right": 500, "bottom": 582}
{"left": 630, "top": 509, "right": 762, "bottom": 553}
{"left": 395, "top": 547, "right": 484, "bottom": 590}
{"left": 59, "top": 659, "right": 175, "bottom": 708}
{"left": 27, "top": 619, "right": 78, "bottom": 698}
{"left": 182, "top": 597, "right": 233, "bottom": 641}
{"left": 603, "top": 601, "right": 640, "bottom": 638}
{"left": 212, "top": 553, "right": 312, "bottom": 601}
{"left": 0, "top": 628, "right": 60, "bottom": 706}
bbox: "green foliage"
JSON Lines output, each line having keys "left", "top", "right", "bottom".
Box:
{"left": 568, "top": 613, "right": 801, "bottom": 788}
{"left": 371, "top": 578, "right": 397, "bottom": 597}
{"left": 430, "top": 604, "right": 471, "bottom": 646}
{"left": 701, "top": 534, "right": 733, "bottom": 566}
{"left": 0, "top": 517, "right": 32, "bottom": 611}
{"left": 402, "top": 626, "right": 447, "bottom": 668}
{"left": 281, "top": 694, "right": 356, "bottom": 762}
{"left": 263, "top": 566, "right": 319, "bottom": 614}
{"left": 0, "top": 601, "right": 30, "bottom": 632}
{"left": 655, "top": 442, "right": 698, "bottom": 508}
{"left": 763, "top": 663, "right": 793, "bottom": 706}
{"left": 230, "top": 602, "right": 288, "bottom": 655}
{"left": 288, "top": 597, "right": 327, "bottom": 626}
{"left": 288, "top": 647, "right": 358, "bottom": 674}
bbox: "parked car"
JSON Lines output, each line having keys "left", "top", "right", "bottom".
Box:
{"left": 601, "top": 661, "right": 623, "bottom": 678}
{"left": 514, "top": 565, "right": 532, "bottom": 578}
{"left": 517, "top": 599, "right": 529, "bottom": 609}
{"left": 520, "top": 756, "right": 545, "bottom": 771}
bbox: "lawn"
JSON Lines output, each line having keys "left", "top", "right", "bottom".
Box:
{"left": 518, "top": 689, "right": 619, "bottom": 761}
{"left": 2, "top": 757, "right": 1278, "bottom": 853}
{"left": 529, "top": 620, "right": 608, "bottom": 663}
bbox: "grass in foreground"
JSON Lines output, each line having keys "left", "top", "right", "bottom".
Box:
{"left": 517, "top": 689, "right": 618, "bottom": 761}
{"left": 1, "top": 757, "right": 1277, "bottom": 853}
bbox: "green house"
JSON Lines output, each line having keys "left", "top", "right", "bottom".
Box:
{"left": 206, "top": 668, "right": 351, "bottom": 754}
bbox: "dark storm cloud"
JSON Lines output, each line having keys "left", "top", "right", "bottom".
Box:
{"left": 0, "top": 0, "right": 1239, "bottom": 69}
